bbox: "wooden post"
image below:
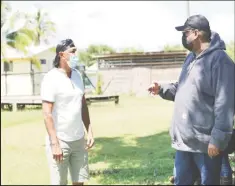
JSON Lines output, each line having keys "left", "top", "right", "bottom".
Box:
{"left": 12, "top": 103, "right": 17, "bottom": 112}
{"left": 5, "top": 72, "right": 8, "bottom": 96}
{"left": 186, "top": 1, "right": 190, "bottom": 18}
{"left": 30, "top": 60, "right": 35, "bottom": 95}
{"left": 115, "top": 96, "right": 119, "bottom": 104}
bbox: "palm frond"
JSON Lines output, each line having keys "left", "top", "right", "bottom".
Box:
{"left": 5, "top": 28, "right": 36, "bottom": 54}
{"left": 31, "top": 55, "right": 41, "bottom": 70}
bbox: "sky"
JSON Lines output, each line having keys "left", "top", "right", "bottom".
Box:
{"left": 7, "top": 1, "right": 235, "bottom": 52}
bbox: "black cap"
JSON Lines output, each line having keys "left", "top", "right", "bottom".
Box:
{"left": 55, "top": 39, "right": 75, "bottom": 54}
{"left": 175, "top": 14, "right": 211, "bottom": 32}
{"left": 53, "top": 39, "right": 75, "bottom": 67}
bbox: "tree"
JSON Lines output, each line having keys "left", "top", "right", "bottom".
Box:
{"left": 1, "top": 3, "right": 56, "bottom": 70}
{"left": 120, "top": 47, "right": 144, "bottom": 53}
{"left": 23, "top": 8, "right": 56, "bottom": 70}
{"left": 1, "top": 2, "right": 36, "bottom": 58}
{"left": 78, "top": 44, "right": 115, "bottom": 67}
{"left": 163, "top": 44, "right": 186, "bottom": 52}
{"left": 86, "top": 44, "right": 115, "bottom": 55}
{"left": 79, "top": 51, "right": 93, "bottom": 67}
{"left": 226, "top": 41, "right": 234, "bottom": 61}
{"left": 24, "top": 8, "right": 56, "bottom": 46}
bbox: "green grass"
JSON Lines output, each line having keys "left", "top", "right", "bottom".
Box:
{"left": 1, "top": 110, "right": 43, "bottom": 128}
{"left": 1, "top": 95, "right": 176, "bottom": 185}
{"left": 88, "top": 133, "right": 175, "bottom": 185}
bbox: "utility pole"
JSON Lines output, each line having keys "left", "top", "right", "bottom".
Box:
{"left": 187, "top": 0, "right": 190, "bottom": 18}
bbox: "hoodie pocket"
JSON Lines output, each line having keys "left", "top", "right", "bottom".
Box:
{"left": 194, "top": 133, "right": 211, "bottom": 145}
{"left": 176, "top": 110, "right": 196, "bottom": 143}
{"left": 191, "top": 108, "right": 214, "bottom": 136}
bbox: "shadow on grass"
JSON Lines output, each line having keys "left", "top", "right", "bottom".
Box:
{"left": 89, "top": 131, "right": 175, "bottom": 185}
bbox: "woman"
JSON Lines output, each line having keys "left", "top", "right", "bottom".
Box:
{"left": 41, "top": 39, "right": 94, "bottom": 185}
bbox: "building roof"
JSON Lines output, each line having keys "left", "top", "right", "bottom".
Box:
{"left": 93, "top": 50, "right": 187, "bottom": 60}
{"left": 1, "top": 44, "right": 55, "bottom": 61}
{"left": 1, "top": 48, "right": 30, "bottom": 60}
{"left": 94, "top": 50, "right": 188, "bottom": 69}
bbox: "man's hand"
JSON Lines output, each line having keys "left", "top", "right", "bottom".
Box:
{"left": 86, "top": 134, "right": 94, "bottom": 150}
{"left": 86, "top": 128, "right": 95, "bottom": 150}
{"left": 148, "top": 82, "right": 160, "bottom": 95}
{"left": 51, "top": 143, "right": 63, "bottom": 163}
{"left": 208, "top": 143, "right": 220, "bottom": 158}
{"left": 82, "top": 94, "right": 94, "bottom": 150}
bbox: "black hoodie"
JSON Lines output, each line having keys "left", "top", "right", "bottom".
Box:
{"left": 159, "top": 31, "right": 235, "bottom": 153}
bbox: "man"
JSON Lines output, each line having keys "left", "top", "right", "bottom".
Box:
{"left": 169, "top": 151, "right": 234, "bottom": 185}
{"left": 148, "top": 15, "right": 234, "bottom": 185}
{"left": 41, "top": 39, "right": 94, "bottom": 185}
{"left": 169, "top": 128, "right": 235, "bottom": 185}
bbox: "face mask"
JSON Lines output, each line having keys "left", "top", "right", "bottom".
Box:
{"left": 182, "top": 34, "right": 194, "bottom": 51}
{"left": 68, "top": 56, "right": 79, "bottom": 69}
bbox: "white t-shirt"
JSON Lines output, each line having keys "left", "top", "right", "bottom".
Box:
{"left": 41, "top": 68, "right": 85, "bottom": 142}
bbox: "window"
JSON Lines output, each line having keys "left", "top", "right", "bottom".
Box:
{"left": 3, "top": 61, "right": 13, "bottom": 72}
{"left": 40, "top": 59, "right": 46, "bottom": 64}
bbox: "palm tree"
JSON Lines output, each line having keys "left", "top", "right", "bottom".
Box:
{"left": 1, "top": 3, "right": 56, "bottom": 65}
{"left": 25, "top": 8, "right": 56, "bottom": 46}
{"left": 1, "top": 2, "right": 36, "bottom": 58}
{"left": 22, "top": 8, "right": 57, "bottom": 70}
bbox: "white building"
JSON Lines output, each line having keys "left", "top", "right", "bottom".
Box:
{"left": 1, "top": 46, "right": 55, "bottom": 96}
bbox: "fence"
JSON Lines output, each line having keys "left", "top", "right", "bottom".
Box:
{"left": 1, "top": 71, "right": 97, "bottom": 97}
{"left": 1, "top": 65, "right": 182, "bottom": 97}
{"left": 99, "top": 65, "right": 182, "bottom": 95}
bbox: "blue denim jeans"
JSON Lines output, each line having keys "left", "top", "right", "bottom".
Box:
{"left": 174, "top": 150, "right": 222, "bottom": 185}
{"left": 220, "top": 153, "right": 232, "bottom": 178}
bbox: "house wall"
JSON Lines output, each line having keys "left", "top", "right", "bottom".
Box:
{"left": 32, "top": 49, "right": 55, "bottom": 73}
{"left": 1, "top": 73, "right": 33, "bottom": 96}
{"left": 1, "top": 49, "right": 55, "bottom": 96}
{"left": 1, "top": 59, "right": 33, "bottom": 96}
{"left": 1, "top": 59, "right": 31, "bottom": 73}
{"left": 32, "top": 49, "right": 55, "bottom": 95}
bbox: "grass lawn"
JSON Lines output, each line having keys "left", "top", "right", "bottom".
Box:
{"left": 1, "top": 95, "right": 176, "bottom": 185}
